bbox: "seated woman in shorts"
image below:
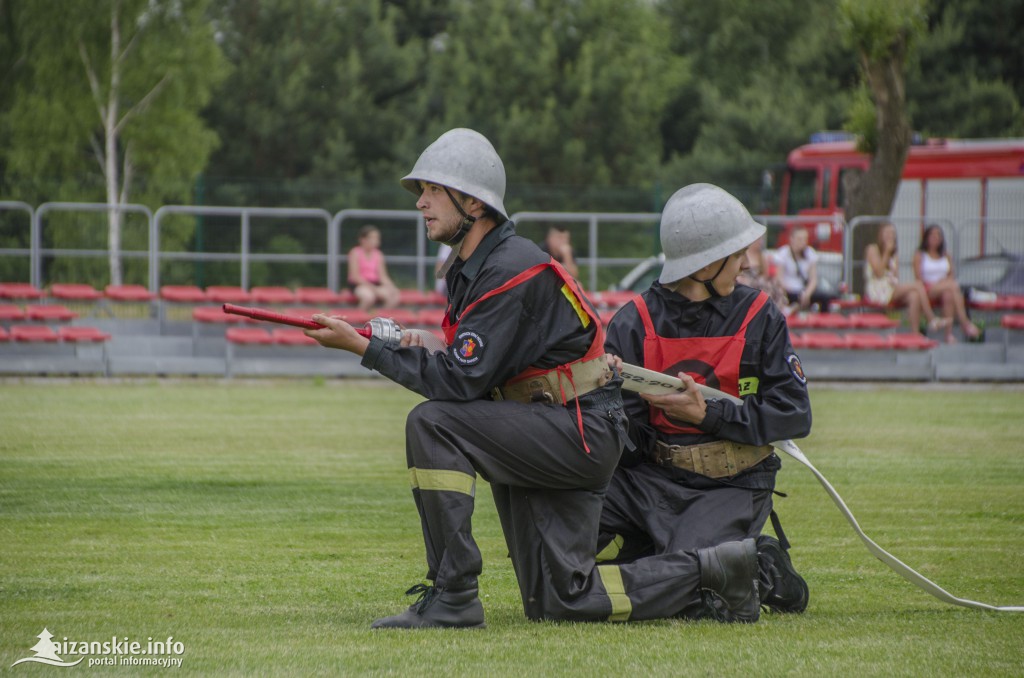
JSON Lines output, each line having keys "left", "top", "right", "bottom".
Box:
{"left": 864, "top": 222, "right": 946, "bottom": 334}
{"left": 347, "top": 225, "right": 400, "bottom": 311}
{"left": 913, "top": 224, "right": 980, "bottom": 343}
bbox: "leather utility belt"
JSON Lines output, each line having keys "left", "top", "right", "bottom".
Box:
{"left": 492, "top": 357, "right": 612, "bottom": 405}
{"left": 653, "top": 440, "right": 773, "bottom": 479}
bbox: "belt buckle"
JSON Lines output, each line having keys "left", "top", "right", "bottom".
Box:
{"left": 656, "top": 442, "right": 678, "bottom": 468}
{"left": 527, "top": 378, "right": 554, "bottom": 404}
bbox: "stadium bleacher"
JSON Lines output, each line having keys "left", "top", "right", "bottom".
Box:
{"left": 0, "top": 280, "right": 1021, "bottom": 380}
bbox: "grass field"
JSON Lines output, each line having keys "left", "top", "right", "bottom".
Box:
{"left": 1, "top": 380, "right": 1023, "bottom": 676}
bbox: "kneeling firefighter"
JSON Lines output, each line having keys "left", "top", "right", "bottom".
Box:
{"left": 600, "top": 183, "right": 813, "bottom": 621}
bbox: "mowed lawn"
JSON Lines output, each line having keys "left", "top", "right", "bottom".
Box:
{"left": 1, "top": 380, "right": 1022, "bottom": 676}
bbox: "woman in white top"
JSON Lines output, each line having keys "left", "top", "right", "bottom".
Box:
{"left": 774, "top": 227, "right": 835, "bottom": 311}
{"left": 864, "top": 222, "right": 946, "bottom": 333}
{"left": 913, "top": 224, "right": 980, "bottom": 342}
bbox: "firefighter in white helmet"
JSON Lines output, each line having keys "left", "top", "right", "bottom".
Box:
{"left": 599, "top": 183, "right": 813, "bottom": 622}
{"left": 306, "top": 128, "right": 629, "bottom": 627}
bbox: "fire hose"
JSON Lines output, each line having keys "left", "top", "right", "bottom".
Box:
{"left": 223, "top": 304, "right": 1022, "bottom": 612}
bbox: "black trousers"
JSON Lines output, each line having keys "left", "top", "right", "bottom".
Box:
{"left": 404, "top": 390, "right": 723, "bottom": 621}
{"left": 404, "top": 391, "right": 621, "bottom": 615}
{"left": 597, "top": 462, "right": 775, "bottom": 618}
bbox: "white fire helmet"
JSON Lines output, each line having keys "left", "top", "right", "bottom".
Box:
{"left": 658, "top": 183, "right": 766, "bottom": 284}
{"left": 400, "top": 128, "right": 508, "bottom": 220}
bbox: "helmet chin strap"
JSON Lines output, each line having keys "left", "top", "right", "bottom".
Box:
{"left": 442, "top": 187, "right": 477, "bottom": 246}
{"left": 435, "top": 187, "right": 478, "bottom": 280}
{"left": 689, "top": 258, "right": 729, "bottom": 298}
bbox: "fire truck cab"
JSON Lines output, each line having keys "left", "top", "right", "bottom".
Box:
{"left": 771, "top": 133, "right": 1024, "bottom": 254}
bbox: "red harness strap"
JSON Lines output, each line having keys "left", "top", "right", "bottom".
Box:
{"left": 443, "top": 258, "right": 605, "bottom": 452}
{"left": 632, "top": 291, "right": 768, "bottom": 435}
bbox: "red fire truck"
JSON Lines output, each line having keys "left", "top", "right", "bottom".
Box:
{"left": 771, "top": 134, "right": 1024, "bottom": 254}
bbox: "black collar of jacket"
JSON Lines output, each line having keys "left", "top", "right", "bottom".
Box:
{"left": 650, "top": 280, "right": 735, "bottom": 319}
{"left": 457, "top": 220, "right": 516, "bottom": 281}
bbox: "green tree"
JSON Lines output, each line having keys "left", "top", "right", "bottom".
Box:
{"left": 658, "top": 0, "right": 856, "bottom": 203}
{"left": 423, "top": 0, "right": 685, "bottom": 209}
{"left": 909, "top": 0, "right": 1024, "bottom": 137}
{"left": 0, "top": 0, "right": 227, "bottom": 285}
{"left": 839, "top": 0, "right": 927, "bottom": 220}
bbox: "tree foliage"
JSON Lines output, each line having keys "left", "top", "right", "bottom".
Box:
{"left": 0, "top": 0, "right": 227, "bottom": 284}
{"left": 1, "top": 0, "right": 1022, "bottom": 287}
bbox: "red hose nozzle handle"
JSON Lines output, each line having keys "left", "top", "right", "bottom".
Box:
{"left": 221, "top": 303, "right": 371, "bottom": 336}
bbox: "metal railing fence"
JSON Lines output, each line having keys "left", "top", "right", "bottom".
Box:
{"left": 1, "top": 201, "right": 1022, "bottom": 295}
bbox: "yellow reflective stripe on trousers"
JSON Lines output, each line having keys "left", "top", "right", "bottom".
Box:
{"left": 597, "top": 564, "right": 632, "bottom": 621}
{"left": 408, "top": 467, "right": 476, "bottom": 496}
{"left": 595, "top": 534, "right": 624, "bottom": 563}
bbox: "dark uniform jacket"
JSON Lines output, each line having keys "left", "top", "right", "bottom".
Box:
{"left": 605, "top": 281, "right": 811, "bottom": 488}
{"left": 362, "top": 221, "right": 597, "bottom": 401}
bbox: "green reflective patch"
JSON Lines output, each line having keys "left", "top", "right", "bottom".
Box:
{"left": 597, "top": 564, "right": 632, "bottom": 622}
{"left": 408, "top": 467, "right": 476, "bottom": 496}
{"left": 738, "top": 376, "right": 759, "bottom": 396}
{"left": 596, "top": 534, "right": 624, "bottom": 563}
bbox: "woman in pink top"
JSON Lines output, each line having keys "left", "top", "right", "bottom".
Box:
{"left": 913, "top": 224, "right": 980, "bottom": 342}
{"left": 348, "top": 225, "right": 399, "bottom": 311}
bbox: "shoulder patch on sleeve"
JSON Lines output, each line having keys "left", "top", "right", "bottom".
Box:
{"left": 453, "top": 330, "right": 485, "bottom": 365}
{"left": 786, "top": 353, "right": 807, "bottom": 384}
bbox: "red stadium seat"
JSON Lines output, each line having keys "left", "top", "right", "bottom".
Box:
{"left": 969, "top": 294, "right": 1024, "bottom": 312}
{"left": 295, "top": 287, "right": 343, "bottom": 305}
{"left": 0, "top": 326, "right": 8, "bottom": 341}
{"left": 416, "top": 308, "right": 446, "bottom": 328}
{"left": 105, "top": 284, "right": 154, "bottom": 302}
{"left": 161, "top": 285, "right": 208, "bottom": 303}
{"left": 888, "top": 333, "right": 938, "bottom": 350}
{"left": 336, "top": 289, "right": 358, "bottom": 307}
{"left": 786, "top": 313, "right": 850, "bottom": 330}
{"left": 26, "top": 304, "right": 77, "bottom": 322}
{"left": 271, "top": 328, "right": 318, "bottom": 346}
{"left": 848, "top": 312, "right": 898, "bottom": 330}
{"left": 225, "top": 327, "right": 273, "bottom": 344}
{"left": 807, "top": 313, "right": 852, "bottom": 330}
{"left": 0, "top": 282, "right": 45, "bottom": 300}
{"left": 250, "top": 286, "right": 297, "bottom": 305}
{"left": 58, "top": 326, "right": 110, "bottom": 342}
{"left": 0, "top": 304, "right": 26, "bottom": 321}
{"left": 49, "top": 283, "right": 102, "bottom": 301}
{"left": 1001, "top": 314, "right": 1024, "bottom": 331}
{"left": 205, "top": 286, "right": 251, "bottom": 303}
{"left": 192, "top": 305, "right": 243, "bottom": 324}
{"left": 10, "top": 324, "right": 59, "bottom": 342}
{"left": 424, "top": 291, "right": 447, "bottom": 307}
{"left": 845, "top": 332, "right": 890, "bottom": 350}
{"left": 598, "top": 290, "right": 636, "bottom": 309}
{"left": 800, "top": 331, "right": 846, "bottom": 349}
{"left": 398, "top": 289, "right": 433, "bottom": 307}
{"left": 789, "top": 333, "right": 809, "bottom": 350}
{"left": 383, "top": 308, "right": 419, "bottom": 327}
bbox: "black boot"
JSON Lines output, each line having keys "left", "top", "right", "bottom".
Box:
{"left": 371, "top": 584, "right": 486, "bottom": 629}
{"left": 696, "top": 538, "right": 760, "bottom": 623}
{"left": 756, "top": 535, "right": 809, "bottom": 613}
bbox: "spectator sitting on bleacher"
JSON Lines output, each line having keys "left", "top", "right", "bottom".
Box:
{"left": 348, "top": 225, "right": 400, "bottom": 312}
{"left": 773, "top": 227, "right": 835, "bottom": 312}
{"left": 539, "top": 225, "right": 579, "bottom": 278}
{"left": 865, "top": 222, "right": 948, "bottom": 334}
{"left": 736, "top": 235, "right": 788, "bottom": 311}
{"left": 913, "top": 224, "right": 980, "bottom": 343}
